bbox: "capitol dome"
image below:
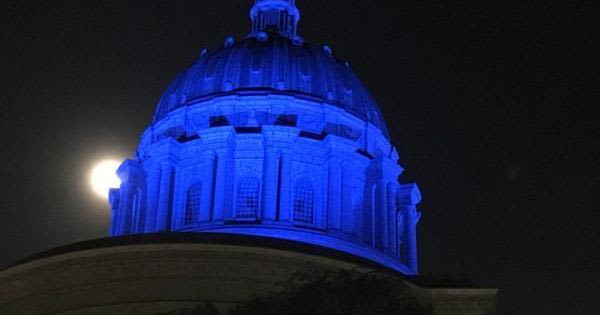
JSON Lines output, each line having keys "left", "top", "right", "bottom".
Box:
{"left": 108, "top": 0, "right": 422, "bottom": 275}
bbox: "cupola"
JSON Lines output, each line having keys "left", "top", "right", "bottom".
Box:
{"left": 249, "top": 0, "right": 301, "bottom": 39}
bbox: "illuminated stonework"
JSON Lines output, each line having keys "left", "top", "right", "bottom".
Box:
{"left": 109, "top": 0, "right": 422, "bottom": 275}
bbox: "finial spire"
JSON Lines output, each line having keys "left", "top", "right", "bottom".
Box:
{"left": 250, "top": 0, "right": 301, "bottom": 39}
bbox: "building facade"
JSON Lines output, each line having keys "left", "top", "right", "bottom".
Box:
{"left": 109, "top": 0, "right": 422, "bottom": 274}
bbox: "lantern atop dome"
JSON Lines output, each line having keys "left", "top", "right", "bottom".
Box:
{"left": 249, "top": 0, "right": 301, "bottom": 39}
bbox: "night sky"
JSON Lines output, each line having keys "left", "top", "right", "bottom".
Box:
{"left": 1, "top": 1, "right": 597, "bottom": 314}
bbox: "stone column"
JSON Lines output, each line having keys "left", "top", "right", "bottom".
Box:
{"left": 108, "top": 189, "right": 120, "bottom": 236}
{"left": 200, "top": 153, "right": 216, "bottom": 222}
{"left": 387, "top": 182, "right": 399, "bottom": 254}
{"left": 117, "top": 183, "right": 134, "bottom": 235}
{"left": 363, "top": 182, "right": 376, "bottom": 246}
{"left": 212, "top": 151, "right": 228, "bottom": 223}
{"left": 398, "top": 183, "right": 422, "bottom": 273}
{"left": 327, "top": 158, "right": 342, "bottom": 231}
{"left": 144, "top": 166, "right": 161, "bottom": 232}
{"left": 278, "top": 152, "right": 293, "bottom": 223}
{"left": 154, "top": 165, "right": 173, "bottom": 232}
{"left": 404, "top": 205, "right": 419, "bottom": 273}
{"left": 375, "top": 180, "right": 389, "bottom": 250}
{"left": 340, "top": 163, "right": 353, "bottom": 233}
{"left": 262, "top": 149, "right": 279, "bottom": 223}
{"left": 131, "top": 188, "right": 143, "bottom": 234}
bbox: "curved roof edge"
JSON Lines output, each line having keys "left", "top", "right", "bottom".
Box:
{"left": 4, "top": 233, "right": 482, "bottom": 289}
{"left": 6, "top": 233, "right": 396, "bottom": 274}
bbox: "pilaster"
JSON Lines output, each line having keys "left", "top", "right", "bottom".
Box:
{"left": 108, "top": 189, "right": 120, "bottom": 236}
{"left": 213, "top": 150, "right": 230, "bottom": 223}
{"left": 154, "top": 165, "right": 174, "bottom": 232}
{"left": 143, "top": 165, "right": 161, "bottom": 232}
{"left": 200, "top": 152, "right": 216, "bottom": 222}
{"left": 198, "top": 126, "right": 236, "bottom": 223}
{"left": 115, "top": 159, "right": 146, "bottom": 235}
{"left": 262, "top": 148, "right": 280, "bottom": 223}
{"left": 263, "top": 126, "right": 300, "bottom": 224}
{"left": 387, "top": 181, "right": 400, "bottom": 254}
{"left": 324, "top": 134, "right": 359, "bottom": 233}
{"left": 338, "top": 162, "right": 358, "bottom": 235}
{"left": 398, "top": 183, "right": 422, "bottom": 273}
{"left": 278, "top": 151, "right": 293, "bottom": 223}
{"left": 144, "top": 139, "right": 180, "bottom": 232}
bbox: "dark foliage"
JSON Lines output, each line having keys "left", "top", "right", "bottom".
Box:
{"left": 156, "top": 269, "right": 432, "bottom": 315}
{"left": 228, "top": 269, "right": 431, "bottom": 315}
{"left": 155, "top": 304, "right": 220, "bottom": 315}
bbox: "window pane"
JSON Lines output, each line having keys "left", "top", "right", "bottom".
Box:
{"left": 236, "top": 177, "right": 260, "bottom": 219}
{"left": 185, "top": 183, "right": 202, "bottom": 226}
{"left": 293, "top": 179, "right": 314, "bottom": 224}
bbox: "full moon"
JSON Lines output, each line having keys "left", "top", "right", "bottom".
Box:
{"left": 90, "top": 160, "right": 121, "bottom": 199}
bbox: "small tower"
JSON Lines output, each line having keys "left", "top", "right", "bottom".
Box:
{"left": 250, "top": 0, "right": 301, "bottom": 38}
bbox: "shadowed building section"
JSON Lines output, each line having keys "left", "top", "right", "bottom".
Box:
{"left": 0, "top": 234, "right": 497, "bottom": 315}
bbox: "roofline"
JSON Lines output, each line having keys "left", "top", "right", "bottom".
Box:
{"left": 4, "top": 232, "right": 487, "bottom": 289}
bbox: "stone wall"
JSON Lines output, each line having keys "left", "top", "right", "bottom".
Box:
{"left": 0, "top": 237, "right": 496, "bottom": 315}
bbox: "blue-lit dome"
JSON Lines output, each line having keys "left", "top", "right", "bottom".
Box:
{"left": 109, "top": 0, "right": 422, "bottom": 275}
{"left": 154, "top": 33, "right": 389, "bottom": 138}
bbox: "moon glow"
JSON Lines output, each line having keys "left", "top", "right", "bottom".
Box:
{"left": 90, "top": 160, "right": 121, "bottom": 199}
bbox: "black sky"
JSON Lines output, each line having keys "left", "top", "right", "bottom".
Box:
{"left": 0, "top": 1, "right": 597, "bottom": 314}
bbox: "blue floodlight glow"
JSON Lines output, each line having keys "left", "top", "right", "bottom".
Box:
{"left": 109, "top": 0, "right": 422, "bottom": 275}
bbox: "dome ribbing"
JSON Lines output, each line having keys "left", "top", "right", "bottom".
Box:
{"left": 154, "top": 33, "right": 389, "bottom": 138}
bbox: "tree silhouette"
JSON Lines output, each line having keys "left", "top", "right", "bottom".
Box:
{"left": 156, "top": 268, "right": 432, "bottom": 315}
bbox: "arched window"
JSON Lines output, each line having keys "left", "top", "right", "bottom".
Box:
{"left": 293, "top": 179, "right": 314, "bottom": 224}
{"left": 184, "top": 183, "right": 202, "bottom": 226}
{"left": 236, "top": 177, "right": 260, "bottom": 219}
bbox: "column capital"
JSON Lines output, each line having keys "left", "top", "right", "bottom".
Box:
{"left": 263, "top": 125, "right": 300, "bottom": 144}
{"left": 397, "top": 183, "right": 422, "bottom": 206}
{"left": 116, "top": 159, "right": 145, "bottom": 185}
{"left": 146, "top": 138, "right": 181, "bottom": 167}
